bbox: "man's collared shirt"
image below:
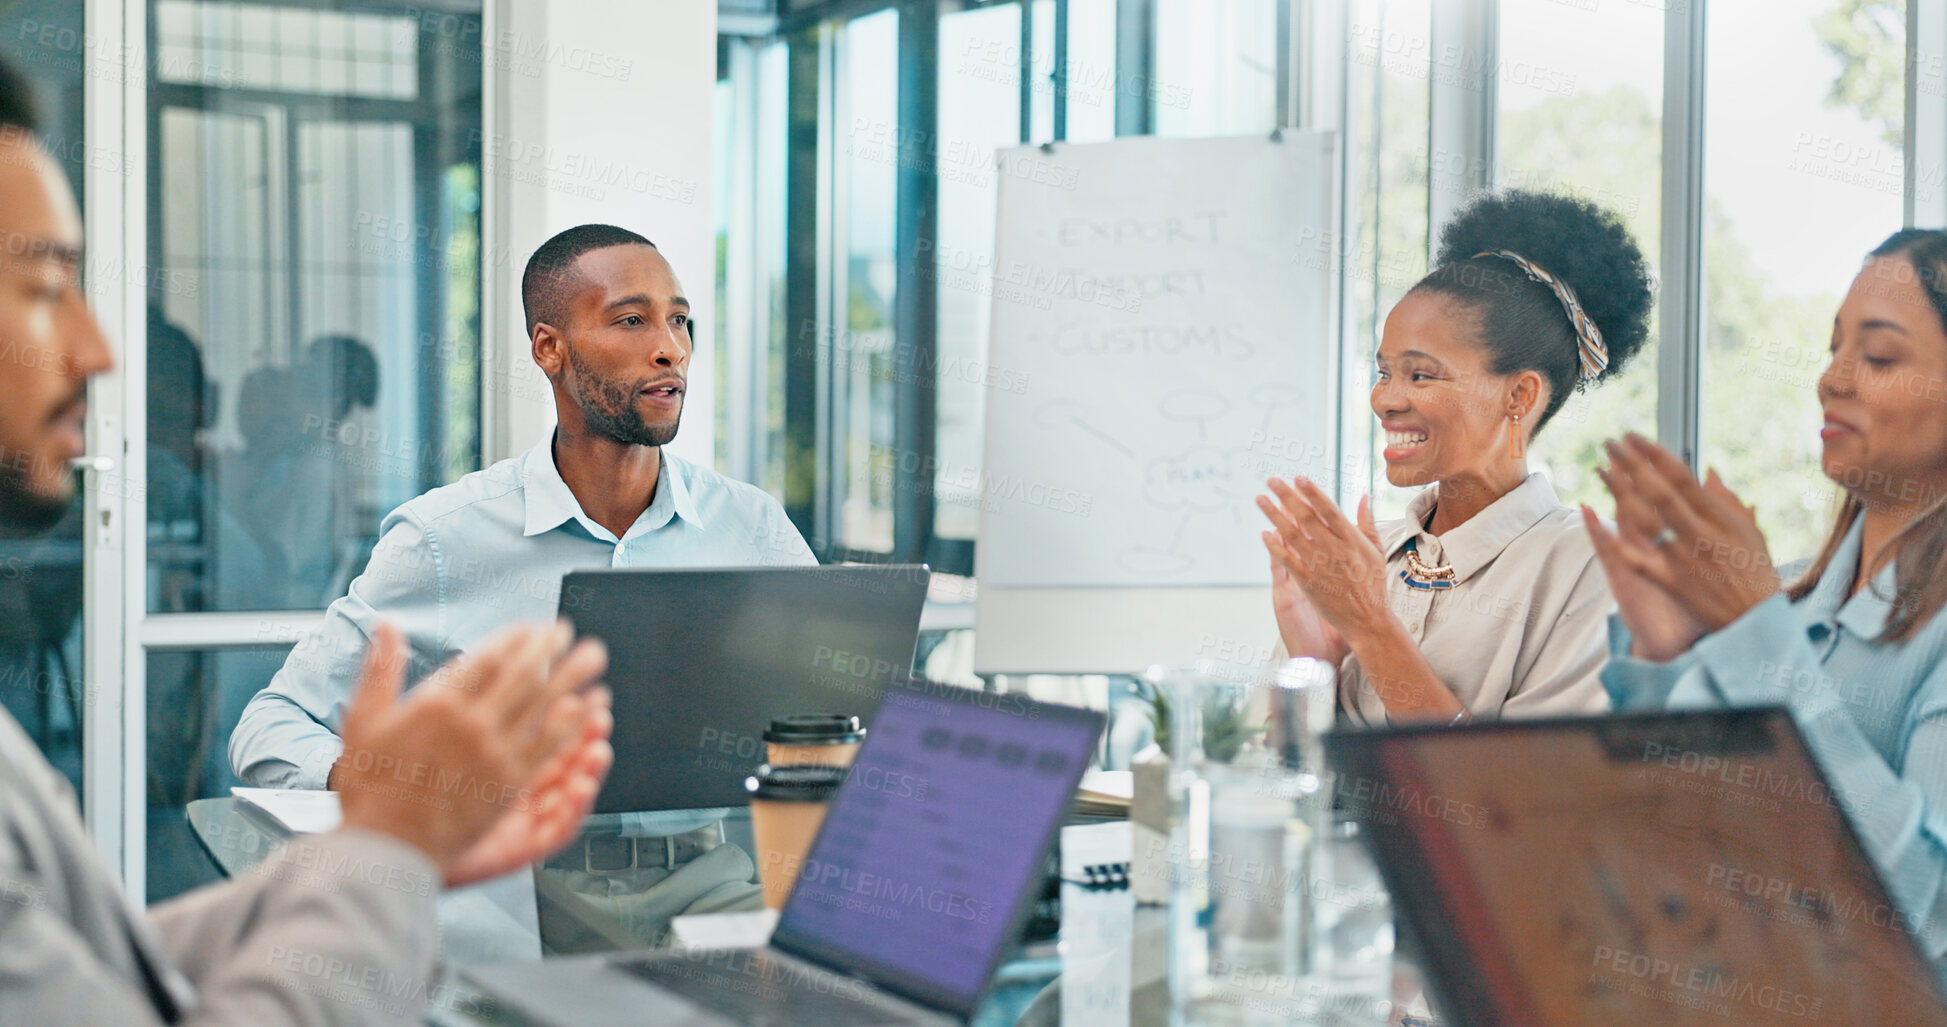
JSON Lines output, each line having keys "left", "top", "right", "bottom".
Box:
{"left": 1338, "top": 472, "right": 1614, "bottom": 725}
{"left": 229, "top": 437, "right": 815, "bottom": 789}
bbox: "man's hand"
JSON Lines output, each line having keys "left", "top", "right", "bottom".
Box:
{"left": 332, "top": 621, "right": 612, "bottom": 887}
{"left": 441, "top": 690, "right": 612, "bottom": 886}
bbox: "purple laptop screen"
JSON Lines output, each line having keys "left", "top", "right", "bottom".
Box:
{"left": 775, "top": 687, "right": 1097, "bottom": 1007}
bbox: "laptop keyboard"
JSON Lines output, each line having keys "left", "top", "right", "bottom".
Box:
{"left": 615, "top": 950, "right": 921, "bottom": 1026}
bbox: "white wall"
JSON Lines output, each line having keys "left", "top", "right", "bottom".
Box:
{"left": 483, "top": 0, "right": 718, "bottom": 466}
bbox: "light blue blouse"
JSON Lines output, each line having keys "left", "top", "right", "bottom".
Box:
{"left": 1602, "top": 515, "right": 1947, "bottom": 962}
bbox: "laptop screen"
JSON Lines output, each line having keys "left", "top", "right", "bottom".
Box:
{"left": 769, "top": 681, "right": 1103, "bottom": 1016}
{"left": 558, "top": 565, "right": 930, "bottom": 813}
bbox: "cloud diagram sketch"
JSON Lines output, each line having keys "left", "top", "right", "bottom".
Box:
{"left": 978, "top": 134, "right": 1337, "bottom": 589}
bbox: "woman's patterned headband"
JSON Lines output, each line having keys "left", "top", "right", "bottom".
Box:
{"left": 1475, "top": 249, "right": 1609, "bottom": 382}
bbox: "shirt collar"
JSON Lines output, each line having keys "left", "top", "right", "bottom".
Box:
{"left": 1819, "top": 515, "right": 1897, "bottom": 641}
{"left": 520, "top": 436, "right": 707, "bottom": 540}
{"left": 1800, "top": 515, "right": 1861, "bottom": 617}
{"left": 659, "top": 452, "right": 705, "bottom": 530}
{"left": 1378, "top": 473, "right": 1562, "bottom": 585}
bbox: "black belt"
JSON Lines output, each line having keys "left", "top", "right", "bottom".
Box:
{"left": 543, "top": 827, "right": 720, "bottom": 874}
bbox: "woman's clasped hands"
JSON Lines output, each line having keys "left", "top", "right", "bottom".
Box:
{"left": 1257, "top": 475, "right": 1389, "bottom": 664}
{"left": 1582, "top": 432, "right": 1781, "bottom": 661}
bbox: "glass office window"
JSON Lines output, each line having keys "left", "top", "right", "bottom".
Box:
{"left": 712, "top": 37, "right": 790, "bottom": 496}
{"left": 1028, "top": 0, "right": 1056, "bottom": 142}
{"left": 754, "top": 43, "right": 791, "bottom": 497}
{"left": 148, "top": 0, "right": 482, "bottom": 615}
{"left": 146, "top": 645, "right": 291, "bottom": 900}
{"left": 835, "top": 8, "right": 900, "bottom": 552}
{"left": 1700, "top": 0, "right": 1904, "bottom": 564}
{"left": 1497, "top": 0, "right": 1664, "bottom": 512}
{"left": 0, "top": 1, "right": 87, "bottom": 792}
{"left": 145, "top": 0, "right": 483, "bottom": 899}
{"left": 1062, "top": 0, "right": 1116, "bottom": 142}
{"left": 1345, "top": 0, "right": 1432, "bottom": 518}
{"left": 934, "top": 3, "right": 1023, "bottom": 543}
{"left": 1153, "top": 0, "right": 1278, "bottom": 137}
{"left": 714, "top": 60, "right": 735, "bottom": 473}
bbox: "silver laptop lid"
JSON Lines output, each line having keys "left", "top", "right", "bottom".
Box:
{"left": 558, "top": 564, "right": 930, "bottom": 813}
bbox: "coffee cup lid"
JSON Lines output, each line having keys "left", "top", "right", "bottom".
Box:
{"left": 763, "top": 713, "right": 867, "bottom": 746}
{"left": 745, "top": 763, "right": 846, "bottom": 802}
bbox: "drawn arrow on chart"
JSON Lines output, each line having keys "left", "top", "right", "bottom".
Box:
{"left": 1034, "top": 399, "right": 1137, "bottom": 460}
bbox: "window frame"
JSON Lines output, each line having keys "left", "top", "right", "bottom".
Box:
{"left": 78, "top": 0, "right": 493, "bottom": 902}
{"left": 729, "top": 0, "right": 1947, "bottom": 581}
{"left": 766, "top": 0, "right": 1162, "bottom": 574}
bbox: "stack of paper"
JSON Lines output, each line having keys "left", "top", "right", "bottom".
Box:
{"left": 669, "top": 909, "right": 779, "bottom": 951}
{"left": 1075, "top": 769, "right": 1133, "bottom": 817}
{"left": 232, "top": 787, "right": 342, "bottom": 834}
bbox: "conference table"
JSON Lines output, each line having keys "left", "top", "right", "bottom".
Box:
{"left": 188, "top": 799, "right": 1431, "bottom": 1025}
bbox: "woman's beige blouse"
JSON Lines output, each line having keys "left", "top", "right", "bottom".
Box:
{"left": 1336, "top": 473, "right": 1614, "bottom": 725}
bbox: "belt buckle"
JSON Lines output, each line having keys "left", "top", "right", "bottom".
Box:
{"left": 574, "top": 827, "right": 720, "bottom": 874}
{"left": 582, "top": 833, "right": 639, "bottom": 874}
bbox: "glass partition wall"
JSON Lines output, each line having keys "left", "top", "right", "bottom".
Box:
{"left": 141, "top": 0, "right": 483, "bottom": 900}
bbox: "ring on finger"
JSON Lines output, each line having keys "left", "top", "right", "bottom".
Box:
{"left": 1651, "top": 526, "right": 1679, "bottom": 549}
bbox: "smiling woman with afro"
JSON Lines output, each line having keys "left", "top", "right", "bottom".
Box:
{"left": 1255, "top": 189, "right": 1653, "bottom": 726}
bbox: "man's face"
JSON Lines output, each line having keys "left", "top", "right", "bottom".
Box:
{"left": 545, "top": 244, "right": 691, "bottom": 448}
{"left": 0, "top": 132, "right": 112, "bottom": 531}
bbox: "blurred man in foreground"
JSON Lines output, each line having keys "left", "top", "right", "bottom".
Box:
{"left": 0, "top": 56, "right": 614, "bottom": 1025}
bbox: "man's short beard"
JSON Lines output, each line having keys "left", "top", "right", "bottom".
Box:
{"left": 0, "top": 467, "right": 75, "bottom": 535}
{"left": 567, "top": 346, "right": 680, "bottom": 448}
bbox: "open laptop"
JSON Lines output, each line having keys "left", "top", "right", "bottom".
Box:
{"left": 466, "top": 677, "right": 1106, "bottom": 1026}
{"left": 558, "top": 565, "right": 930, "bottom": 812}
{"left": 1327, "top": 708, "right": 1947, "bottom": 1027}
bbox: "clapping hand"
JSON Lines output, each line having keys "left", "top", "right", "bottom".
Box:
{"left": 1257, "top": 476, "right": 1389, "bottom": 648}
{"left": 1268, "top": 546, "right": 1351, "bottom": 665}
{"left": 335, "top": 621, "right": 613, "bottom": 888}
{"left": 1585, "top": 433, "right": 1779, "bottom": 658}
